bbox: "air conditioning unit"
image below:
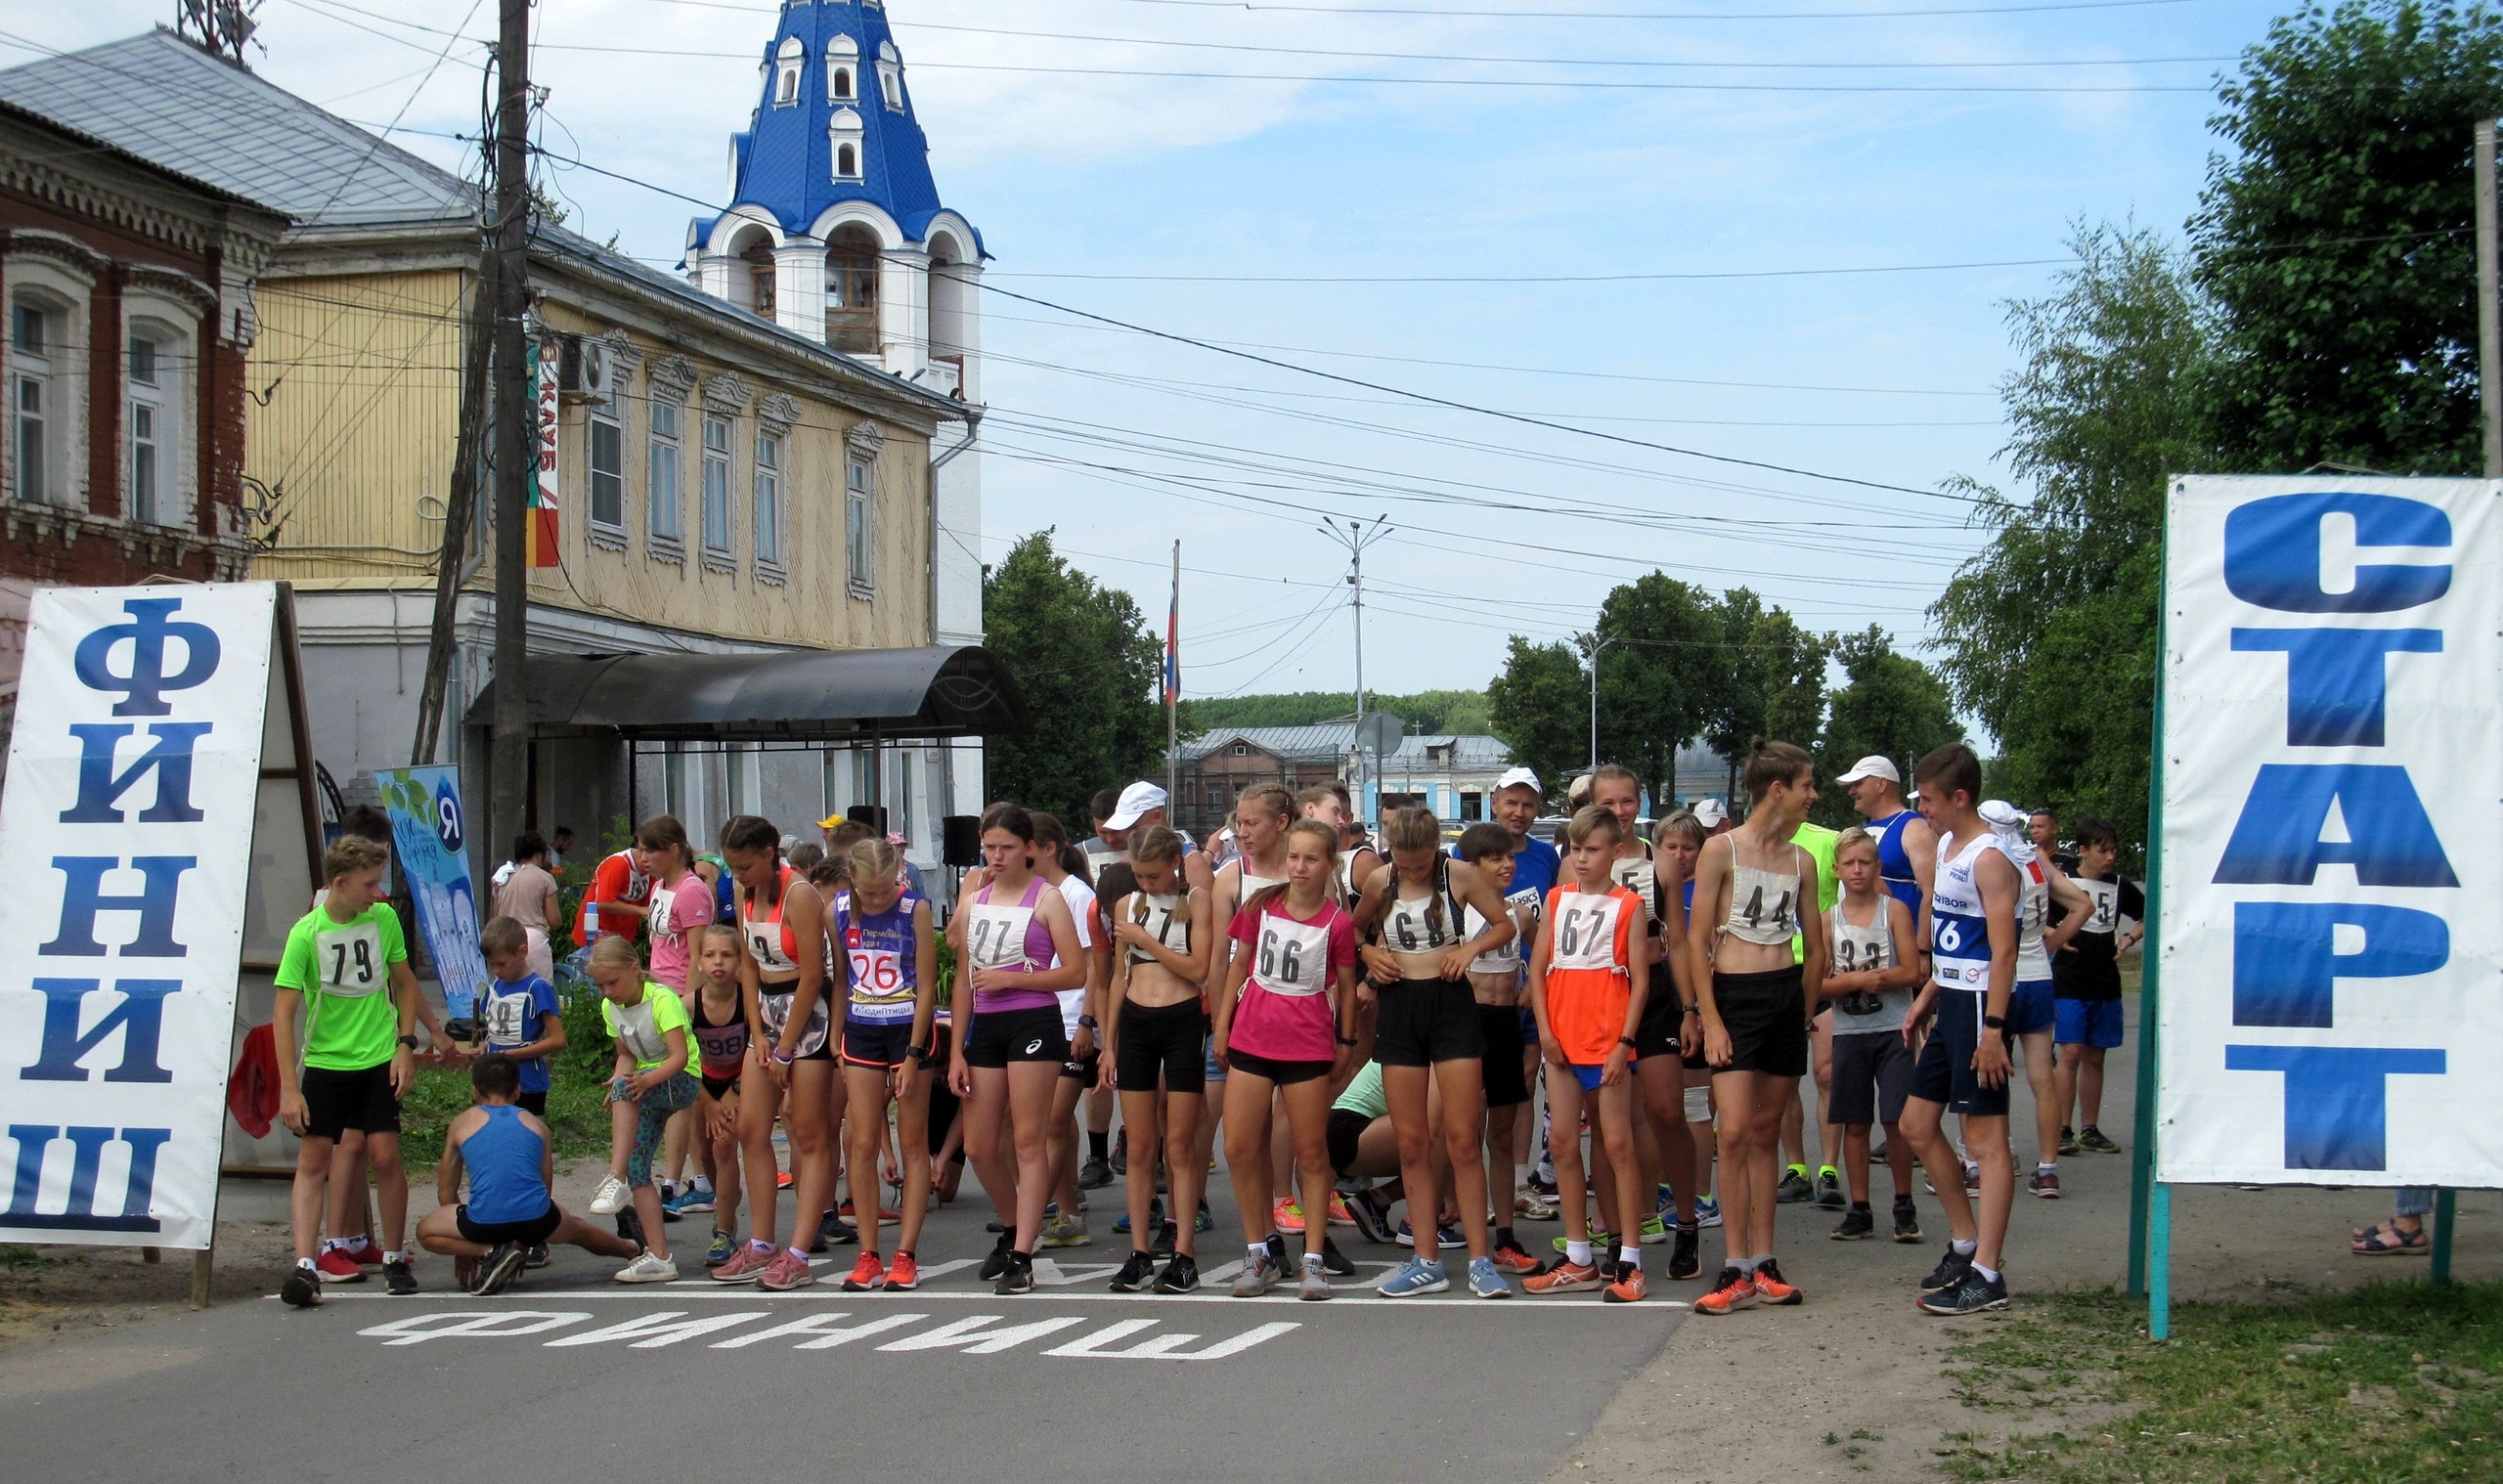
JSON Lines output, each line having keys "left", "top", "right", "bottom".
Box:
{"left": 557, "top": 334, "right": 615, "bottom": 402}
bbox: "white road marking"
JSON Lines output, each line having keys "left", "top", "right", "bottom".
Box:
{"left": 317, "top": 1287, "right": 1683, "bottom": 1310}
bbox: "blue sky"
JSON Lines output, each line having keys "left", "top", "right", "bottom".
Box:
{"left": 22, "top": 0, "right": 2288, "bottom": 703}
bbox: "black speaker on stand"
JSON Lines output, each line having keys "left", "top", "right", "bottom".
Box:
{"left": 942, "top": 814, "right": 982, "bottom": 868}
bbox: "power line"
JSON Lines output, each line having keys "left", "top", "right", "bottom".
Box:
{"left": 1088, "top": 0, "right": 2210, "bottom": 18}
{"left": 991, "top": 257, "right": 2074, "bottom": 284}
{"left": 977, "top": 282, "right": 1975, "bottom": 505}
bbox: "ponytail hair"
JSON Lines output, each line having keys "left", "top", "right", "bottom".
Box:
{"left": 1740, "top": 737, "right": 1815, "bottom": 804}
{"left": 721, "top": 813, "right": 785, "bottom": 906}
{"left": 846, "top": 836, "right": 905, "bottom": 893}
{"left": 1236, "top": 783, "right": 1295, "bottom": 825}
{"left": 1130, "top": 823, "right": 1183, "bottom": 869}
{"left": 1383, "top": 806, "right": 1440, "bottom": 854}
{"left": 1031, "top": 811, "right": 1093, "bottom": 885}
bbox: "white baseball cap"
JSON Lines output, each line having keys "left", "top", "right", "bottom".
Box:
{"left": 1494, "top": 766, "right": 1542, "bottom": 795}
{"left": 1836, "top": 755, "right": 1901, "bottom": 785}
{"left": 1103, "top": 780, "right": 1167, "bottom": 831}
{"left": 1691, "top": 798, "right": 1729, "bottom": 829}
{"left": 1979, "top": 799, "right": 2027, "bottom": 836}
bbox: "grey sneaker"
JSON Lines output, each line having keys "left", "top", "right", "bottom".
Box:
{"left": 1231, "top": 1253, "right": 1276, "bottom": 1297}
{"left": 1916, "top": 1265, "right": 2011, "bottom": 1316}
{"left": 1078, "top": 1156, "right": 1115, "bottom": 1190}
{"left": 1039, "top": 1212, "right": 1091, "bottom": 1247}
{"left": 1299, "top": 1255, "right": 1333, "bottom": 1301}
{"left": 1776, "top": 1169, "right": 1815, "bottom": 1204}
{"left": 1468, "top": 1254, "right": 1512, "bottom": 1298}
{"left": 1815, "top": 1169, "right": 1847, "bottom": 1209}
{"left": 2079, "top": 1125, "right": 2123, "bottom": 1155}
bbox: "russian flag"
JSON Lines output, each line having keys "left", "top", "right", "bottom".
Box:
{"left": 1163, "top": 578, "right": 1180, "bottom": 706}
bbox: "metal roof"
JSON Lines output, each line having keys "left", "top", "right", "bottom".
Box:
{"left": 1177, "top": 722, "right": 1514, "bottom": 770}
{"left": 0, "top": 29, "right": 474, "bottom": 228}
{"left": 465, "top": 645, "right": 1030, "bottom": 742}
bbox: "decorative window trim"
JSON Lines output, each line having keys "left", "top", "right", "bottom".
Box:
{"left": 699, "top": 410, "right": 737, "bottom": 565}
{"left": 647, "top": 353, "right": 697, "bottom": 403}
{"left": 773, "top": 37, "right": 805, "bottom": 108}
{"left": 599, "top": 327, "right": 644, "bottom": 371}
{"left": 587, "top": 389, "right": 628, "bottom": 550}
{"left": 757, "top": 392, "right": 800, "bottom": 436}
{"left": 702, "top": 547, "right": 740, "bottom": 576}
{"left": 649, "top": 530, "right": 686, "bottom": 565}
{"left": 846, "top": 418, "right": 888, "bottom": 460}
{"left": 122, "top": 291, "right": 202, "bottom": 532}
{"left": 701, "top": 370, "right": 753, "bottom": 415}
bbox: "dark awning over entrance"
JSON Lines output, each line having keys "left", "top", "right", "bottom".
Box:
{"left": 464, "top": 644, "right": 1030, "bottom": 743}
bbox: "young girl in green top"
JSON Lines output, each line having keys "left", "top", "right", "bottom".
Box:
{"left": 584, "top": 934, "right": 698, "bottom": 1283}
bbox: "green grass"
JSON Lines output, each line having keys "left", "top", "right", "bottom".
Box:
{"left": 1937, "top": 1282, "right": 2503, "bottom": 1482}
{"left": 398, "top": 1069, "right": 612, "bottom": 1171}
{"left": 401, "top": 986, "right": 619, "bottom": 1171}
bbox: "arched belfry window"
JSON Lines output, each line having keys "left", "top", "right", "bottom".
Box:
{"left": 876, "top": 40, "right": 902, "bottom": 110}
{"left": 826, "top": 34, "right": 859, "bottom": 102}
{"left": 829, "top": 108, "right": 865, "bottom": 182}
{"left": 772, "top": 36, "right": 804, "bottom": 106}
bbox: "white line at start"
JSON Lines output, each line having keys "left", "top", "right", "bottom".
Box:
{"left": 354, "top": 1308, "right": 1301, "bottom": 1360}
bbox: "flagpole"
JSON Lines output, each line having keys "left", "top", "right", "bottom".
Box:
{"left": 1165, "top": 540, "right": 1180, "bottom": 810}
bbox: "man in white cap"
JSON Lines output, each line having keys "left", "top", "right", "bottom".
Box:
{"left": 1837, "top": 756, "right": 1934, "bottom": 948}
{"left": 1101, "top": 780, "right": 1213, "bottom": 892}
{"left": 1691, "top": 798, "right": 1732, "bottom": 836}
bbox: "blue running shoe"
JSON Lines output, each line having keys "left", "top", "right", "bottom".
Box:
{"left": 1468, "top": 1254, "right": 1512, "bottom": 1299}
{"left": 1694, "top": 1196, "right": 1723, "bottom": 1229}
{"left": 704, "top": 1228, "right": 736, "bottom": 1267}
{"left": 1378, "top": 1255, "right": 1450, "bottom": 1296}
{"left": 1114, "top": 1198, "right": 1164, "bottom": 1237}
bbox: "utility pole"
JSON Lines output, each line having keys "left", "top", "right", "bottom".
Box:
{"left": 2478, "top": 116, "right": 2500, "bottom": 479}
{"left": 490, "top": 0, "right": 533, "bottom": 847}
{"left": 1319, "top": 514, "right": 1391, "bottom": 822}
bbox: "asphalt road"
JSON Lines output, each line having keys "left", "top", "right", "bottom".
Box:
{"left": 2, "top": 1184, "right": 1685, "bottom": 1482}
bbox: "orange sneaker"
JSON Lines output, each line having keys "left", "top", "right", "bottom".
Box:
{"left": 1752, "top": 1259, "right": 1804, "bottom": 1306}
{"left": 1273, "top": 1198, "right": 1306, "bottom": 1234}
{"left": 1488, "top": 1243, "right": 1544, "bottom": 1276}
{"left": 840, "top": 1251, "right": 886, "bottom": 1291}
{"left": 1693, "top": 1265, "right": 1759, "bottom": 1316}
{"left": 1327, "top": 1193, "right": 1355, "bottom": 1228}
{"left": 1603, "top": 1265, "right": 1647, "bottom": 1304}
{"left": 882, "top": 1252, "right": 920, "bottom": 1291}
{"left": 1523, "top": 1258, "right": 1603, "bottom": 1294}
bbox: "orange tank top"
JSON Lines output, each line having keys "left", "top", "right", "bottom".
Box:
{"left": 1542, "top": 885, "right": 1640, "bottom": 1065}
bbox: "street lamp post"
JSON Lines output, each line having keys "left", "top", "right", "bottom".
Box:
{"left": 1586, "top": 632, "right": 1619, "bottom": 773}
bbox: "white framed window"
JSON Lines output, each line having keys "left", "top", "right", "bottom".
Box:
{"left": 648, "top": 395, "right": 682, "bottom": 548}
{"left": 701, "top": 413, "right": 733, "bottom": 556}
{"left": 588, "top": 387, "right": 625, "bottom": 533}
{"left": 830, "top": 109, "right": 865, "bottom": 183}
{"left": 754, "top": 427, "right": 783, "bottom": 569}
{"left": 877, "top": 41, "right": 903, "bottom": 110}
{"left": 826, "top": 34, "right": 858, "bottom": 101}
{"left": 773, "top": 36, "right": 804, "bottom": 107}
{"left": 12, "top": 300, "right": 55, "bottom": 505}
{"left": 125, "top": 325, "right": 186, "bottom": 527}
{"left": 845, "top": 452, "right": 874, "bottom": 593}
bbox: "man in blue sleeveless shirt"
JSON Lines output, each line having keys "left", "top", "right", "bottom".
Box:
{"left": 417, "top": 1055, "right": 644, "bottom": 1295}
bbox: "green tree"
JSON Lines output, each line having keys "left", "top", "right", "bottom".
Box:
{"left": 2192, "top": 1, "right": 2503, "bottom": 475}
{"left": 1596, "top": 573, "right": 1725, "bottom": 806}
{"left": 982, "top": 531, "right": 1164, "bottom": 826}
{"left": 1930, "top": 224, "right": 2212, "bottom": 850}
{"left": 1815, "top": 626, "right": 1964, "bottom": 827}
{"left": 1485, "top": 637, "right": 1585, "bottom": 804}
{"left": 1699, "top": 589, "right": 1829, "bottom": 799}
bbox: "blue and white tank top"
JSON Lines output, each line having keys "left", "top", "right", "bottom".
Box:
{"left": 836, "top": 887, "right": 922, "bottom": 1025}
{"left": 1867, "top": 809, "right": 1924, "bottom": 918}
{"left": 1931, "top": 831, "right": 2017, "bottom": 994}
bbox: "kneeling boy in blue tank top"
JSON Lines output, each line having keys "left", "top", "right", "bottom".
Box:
{"left": 417, "top": 1054, "right": 645, "bottom": 1294}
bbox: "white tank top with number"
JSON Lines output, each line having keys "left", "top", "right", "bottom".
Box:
{"left": 1251, "top": 909, "right": 1333, "bottom": 997}
{"left": 2013, "top": 855, "right": 2052, "bottom": 982}
{"left": 1383, "top": 882, "right": 1465, "bottom": 954}
{"left": 1718, "top": 838, "right": 1802, "bottom": 947}
{"left": 1125, "top": 892, "right": 1191, "bottom": 966}
{"left": 1464, "top": 903, "right": 1518, "bottom": 975}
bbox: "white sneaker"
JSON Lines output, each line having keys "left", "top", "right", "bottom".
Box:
{"left": 588, "top": 1174, "right": 631, "bottom": 1216}
{"left": 614, "top": 1250, "right": 678, "bottom": 1284}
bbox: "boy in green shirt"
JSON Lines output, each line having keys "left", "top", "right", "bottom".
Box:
{"left": 274, "top": 836, "right": 421, "bottom": 1307}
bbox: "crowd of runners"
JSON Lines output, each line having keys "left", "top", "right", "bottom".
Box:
{"left": 268, "top": 741, "right": 2143, "bottom": 1318}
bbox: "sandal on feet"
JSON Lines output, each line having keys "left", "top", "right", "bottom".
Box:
{"left": 2352, "top": 1223, "right": 2428, "bottom": 1256}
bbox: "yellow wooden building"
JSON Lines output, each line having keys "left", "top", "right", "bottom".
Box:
{"left": 10, "top": 31, "right": 995, "bottom": 856}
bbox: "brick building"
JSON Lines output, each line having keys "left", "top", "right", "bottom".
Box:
{"left": 0, "top": 92, "right": 287, "bottom": 737}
